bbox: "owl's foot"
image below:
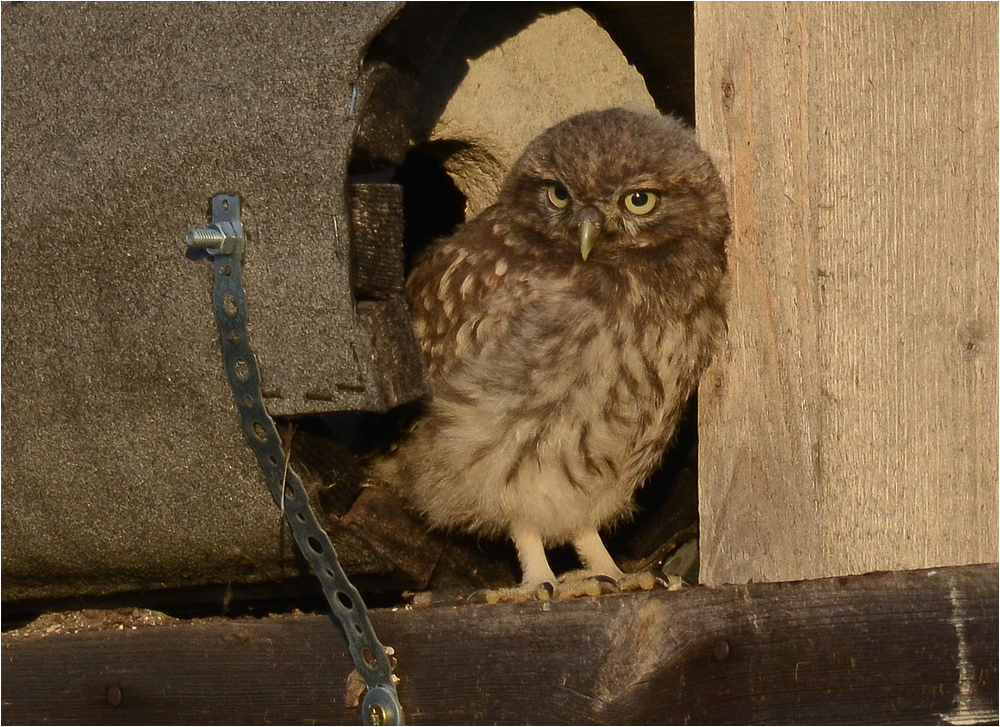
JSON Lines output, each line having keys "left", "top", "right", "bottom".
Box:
{"left": 468, "top": 580, "right": 556, "bottom": 605}
{"left": 465, "top": 570, "right": 665, "bottom": 605}
{"left": 555, "top": 568, "right": 660, "bottom": 599}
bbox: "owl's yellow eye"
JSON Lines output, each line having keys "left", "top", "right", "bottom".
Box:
{"left": 546, "top": 183, "right": 571, "bottom": 209}
{"left": 623, "top": 190, "right": 658, "bottom": 215}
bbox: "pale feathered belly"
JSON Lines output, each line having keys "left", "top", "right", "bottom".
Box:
{"left": 410, "top": 316, "right": 697, "bottom": 544}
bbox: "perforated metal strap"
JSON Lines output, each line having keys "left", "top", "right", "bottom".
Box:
{"left": 188, "top": 194, "right": 403, "bottom": 726}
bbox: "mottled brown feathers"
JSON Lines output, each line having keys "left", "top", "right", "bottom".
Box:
{"left": 376, "top": 108, "right": 730, "bottom": 588}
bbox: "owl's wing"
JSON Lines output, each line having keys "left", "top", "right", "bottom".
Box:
{"left": 405, "top": 211, "right": 530, "bottom": 380}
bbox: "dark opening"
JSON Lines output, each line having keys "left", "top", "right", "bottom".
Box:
{"left": 584, "top": 2, "right": 696, "bottom": 124}
{"left": 392, "top": 141, "right": 468, "bottom": 270}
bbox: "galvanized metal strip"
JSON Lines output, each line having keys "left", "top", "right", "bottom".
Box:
{"left": 188, "top": 194, "right": 403, "bottom": 726}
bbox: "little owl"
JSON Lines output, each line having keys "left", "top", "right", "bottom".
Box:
{"left": 378, "top": 108, "right": 729, "bottom": 601}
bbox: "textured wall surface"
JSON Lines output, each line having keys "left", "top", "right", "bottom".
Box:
{"left": 696, "top": 3, "right": 999, "bottom": 584}
{"left": 1, "top": 2, "right": 403, "bottom": 600}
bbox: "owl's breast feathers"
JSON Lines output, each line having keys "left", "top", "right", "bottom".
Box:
{"left": 405, "top": 211, "right": 522, "bottom": 381}
{"left": 397, "top": 207, "right": 726, "bottom": 540}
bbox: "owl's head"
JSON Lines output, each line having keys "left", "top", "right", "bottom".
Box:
{"left": 498, "top": 108, "right": 729, "bottom": 265}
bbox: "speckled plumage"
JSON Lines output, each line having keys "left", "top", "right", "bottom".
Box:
{"left": 381, "top": 108, "right": 729, "bottom": 593}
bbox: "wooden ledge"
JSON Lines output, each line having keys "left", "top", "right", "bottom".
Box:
{"left": 2, "top": 563, "right": 996, "bottom": 725}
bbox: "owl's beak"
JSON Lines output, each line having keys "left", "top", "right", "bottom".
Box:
{"left": 578, "top": 207, "right": 602, "bottom": 261}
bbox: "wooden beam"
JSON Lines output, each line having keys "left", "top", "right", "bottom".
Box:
{"left": 3, "top": 564, "right": 996, "bottom": 724}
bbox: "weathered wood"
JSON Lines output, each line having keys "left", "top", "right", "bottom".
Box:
{"left": 695, "top": 3, "right": 999, "bottom": 585}
{"left": 348, "top": 183, "right": 407, "bottom": 301}
{"left": 351, "top": 62, "right": 423, "bottom": 167}
{"left": 3, "top": 564, "right": 996, "bottom": 725}
{"left": 356, "top": 299, "right": 428, "bottom": 410}
{"left": 347, "top": 181, "right": 428, "bottom": 409}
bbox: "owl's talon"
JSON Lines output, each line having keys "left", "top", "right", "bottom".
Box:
{"left": 662, "top": 573, "right": 688, "bottom": 591}
{"left": 466, "top": 589, "right": 491, "bottom": 605}
{"left": 592, "top": 574, "right": 621, "bottom": 591}
{"left": 652, "top": 571, "right": 689, "bottom": 590}
{"left": 537, "top": 581, "right": 555, "bottom": 600}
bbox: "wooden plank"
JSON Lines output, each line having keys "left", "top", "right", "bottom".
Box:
{"left": 695, "top": 3, "right": 999, "bottom": 585}
{"left": 351, "top": 63, "right": 423, "bottom": 167}
{"left": 2, "top": 564, "right": 996, "bottom": 725}
{"left": 348, "top": 183, "right": 407, "bottom": 301}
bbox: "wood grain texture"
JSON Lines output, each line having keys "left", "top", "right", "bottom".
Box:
{"left": 695, "top": 3, "right": 999, "bottom": 585}
{"left": 2, "top": 564, "right": 996, "bottom": 725}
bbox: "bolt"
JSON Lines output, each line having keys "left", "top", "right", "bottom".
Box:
{"left": 187, "top": 225, "right": 228, "bottom": 249}
{"left": 186, "top": 220, "right": 242, "bottom": 255}
{"left": 362, "top": 686, "right": 401, "bottom": 726}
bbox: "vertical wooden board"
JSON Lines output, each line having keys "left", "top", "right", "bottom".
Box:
{"left": 695, "top": 3, "right": 998, "bottom": 585}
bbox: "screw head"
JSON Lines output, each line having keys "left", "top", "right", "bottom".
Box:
{"left": 106, "top": 684, "right": 123, "bottom": 706}
{"left": 714, "top": 638, "right": 731, "bottom": 662}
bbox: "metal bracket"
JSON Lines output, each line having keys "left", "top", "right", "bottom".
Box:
{"left": 187, "top": 194, "right": 403, "bottom": 726}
